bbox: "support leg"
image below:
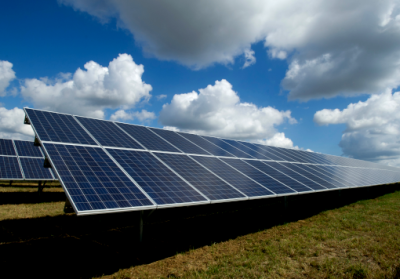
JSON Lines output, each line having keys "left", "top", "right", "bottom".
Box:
{"left": 139, "top": 211, "right": 144, "bottom": 242}
{"left": 9, "top": 180, "right": 12, "bottom": 186}
{"left": 284, "top": 196, "right": 289, "bottom": 210}
{"left": 64, "top": 198, "right": 74, "bottom": 213}
{"left": 38, "top": 181, "right": 43, "bottom": 194}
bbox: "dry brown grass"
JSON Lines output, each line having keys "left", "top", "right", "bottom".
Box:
{"left": 105, "top": 190, "right": 400, "bottom": 279}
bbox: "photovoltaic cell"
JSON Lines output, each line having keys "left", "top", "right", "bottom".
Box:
{"left": 221, "top": 139, "right": 272, "bottom": 160}
{"left": 246, "top": 160, "right": 313, "bottom": 192}
{"left": 177, "top": 132, "right": 235, "bottom": 157}
{"left": 14, "top": 140, "right": 43, "bottom": 157}
{"left": 20, "top": 157, "right": 54, "bottom": 180}
{"left": 43, "top": 143, "right": 153, "bottom": 213}
{"left": 313, "top": 165, "right": 356, "bottom": 187}
{"left": 220, "top": 158, "right": 295, "bottom": 194}
{"left": 0, "top": 156, "right": 22, "bottom": 179}
{"left": 0, "top": 139, "right": 16, "bottom": 156}
{"left": 301, "top": 165, "right": 348, "bottom": 188}
{"left": 149, "top": 128, "right": 211, "bottom": 155}
{"left": 262, "top": 146, "right": 297, "bottom": 162}
{"left": 106, "top": 149, "right": 207, "bottom": 205}
{"left": 76, "top": 117, "right": 144, "bottom": 149}
{"left": 239, "top": 142, "right": 283, "bottom": 161}
{"left": 116, "top": 123, "right": 181, "bottom": 153}
{"left": 275, "top": 148, "right": 308, "bottom": 163}
{"left": 25, "top": 109, "right": 96, "bottom": 145}
{"left": 191, "top": 156, "right": 275, "bottom": 197}
{"left": 201, "top": 136, "right": 254, "bottom": 159}
{"left": 155, "top": 153, "right": 246, "bottom": 201}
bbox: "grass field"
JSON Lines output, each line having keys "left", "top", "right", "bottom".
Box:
{"left": 1, "top": 183, "right": 400, "bottom": 278}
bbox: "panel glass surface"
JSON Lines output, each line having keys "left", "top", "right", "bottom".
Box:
{"left": 20, "top": 157, "right": 54, "bottom": 180}
{"left": 14, "top": 140, "right": 43, "bottom": 157}
{"left": 116, "top": 123, "right": 181, "bottom": 153}
{"left": 177, "top": 132, "right": 235, "bottom": 157}
{"left": 155, "top": 153, "right": 245, "bottom": 200}
{"left": 76, "top": 117, "right": 144, "bottom": 149}
{"left": 220, "top": 158, "right": 295, "bottom": 194}
{"left": 201, "top": 136, "right": 254, "bottom": 159}
{"left": 262, "top": 146, "right": 297, "bottom": 162}
{"left": 221, "top": 139, "right": 272, "bottom": 160}
{"left": 191, "top": 156, "right": 274, "bottom": 197}
{"left": 25, "top": 109, "right": 96, "bottom": 145}
{"left": 323, "top": 166, "right": 369, "bottom": 187}
{"left": 149, "top": 128, "right": 211, "bottom": 155}
{"left": 313, "top": 165, "right": 356, "bottom": 187}
{"left": 275, "top": 148, "right": 308, "bottom": 163}
{"left": 246, "top": 160, "right": 312, "bottom": 192}
{"left": 0, "top": 156, "right": 22, "bottom": 179}
{"left": 302, "top": 165, "right": 348, "bottom": 188}
{"left": 280, "top": 163, "right": 338, "bottom": 189}
{"left": 106, "top": 149, "right": 207, "bottom": 205}
{"left": 44, "top": 143, "right": 153, "bottom": 212}
{"left": 237, "top": 142, "right": 278, "bottom": 160}
{"left": 0, "top": 139, "right": 16, "bottom": 156}
{"left": 263, "top": 161, "right": 325, "bottom": 190}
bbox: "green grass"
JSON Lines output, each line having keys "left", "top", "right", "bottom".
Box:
{"left": 107, "top": 190, "right": 400, "bottom": 279}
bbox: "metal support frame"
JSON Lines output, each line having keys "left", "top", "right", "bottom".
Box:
{"left": 9, "top": 180, "right": 12, "bottom": 186}
{"left": 139, "top": 209, "right": 156, "bottom": 242}
{"left": 38, "top": 181, "right": 46, "bottom": 194}
{"left": 64, "top": 197, "right": 74, "bottom": 213}
{"left": 284, "top": 196, "right": 289, "bottom": 210}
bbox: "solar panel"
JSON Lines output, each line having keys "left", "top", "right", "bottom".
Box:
{"left": 76, "top": 117, "right": 144, "bottom": 149}
{"left": 190, "top": 156, "right": 275, "bottom": 198}
{"left": 149, "top": 128, "right": 211, "bottom": 155}
{"left": 20, "top": 157, "right": 54, "bottom": 180}
{"left": 0, "top": 139, "right": 16, "bottom": 156}
{"left": 14, "top": 140, "right": 43, "bottom": 157}
{"left": 220, "top": 139, "right": 272, "bottom": 160}
{"left": 200, "top": 136, "right": 254, "bottom": 159}
{"left": 106, "top": 149, "right": 208, "bottom": 206}
{"left": 116, "top": 123, "right": 181, "bottom": 153}
{"left": 240, "top": 142, "right": 285, "bottom": 161}
{"left": 177, "top": 132, "right": 235, "bottom": 157}
{"left": 43, "top": 143, "right": 154, "bottom": 214}
{"left": 262, "top": 146, "right": 297, "bottom": 162}
{"left": 274, "top": 148, "right": 309, "bottom": 163}
{"left": 155, "top": 153, "right": 246, "bottom": 201}
{"left": 0, "top": 156, "right": 23, "bottom": 179}
{"left": 219, "top": 158, "right": 296, "bottom": 194}
{"left": 25, "top": 109, "right": 96, "bottom": 145}
{"left": 301, "top": 165, "right": 348, "bottom": 188}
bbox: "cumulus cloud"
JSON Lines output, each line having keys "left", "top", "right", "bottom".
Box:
{"left": 110, "top": 109, "right": 156, "bottom": 122}
{"left": 20, "top": 54, "right": 152, "bottom": 118}
{"left": 159, "top": 79, "right": 296, "bottom": 142}
{"left": 256, "top": 132, "right": 296, "bottom": 149}
{"left": 314, "top": 89, "right": 400, "bottom": 166}
{"left": 242, "top": 48, "right": 256, "bottom": 69}
{"left": 0, "top": 61, "right": 16, "bottom": 96}
{"left": 61, "top": 0, "right": 400, "bottom": 99}
{"left": 0, "top": 107, "right": 34, "bottom": 140}
{"left": 156, "top": 94, "right": 167, "bottom": 100}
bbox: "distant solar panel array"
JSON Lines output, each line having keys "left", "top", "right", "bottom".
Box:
{"left": 0, "top": 138, "right": 55, "bottom": 181}
{"left": 24, "top": 108, "right": 400, "bottom": 216}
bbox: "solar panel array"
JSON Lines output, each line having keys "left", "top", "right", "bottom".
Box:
{"left": 24, "top": 108, "right": 400, "bottom": 216}
{"left": 0, "top": 138, "right": 55, "bottom": 181}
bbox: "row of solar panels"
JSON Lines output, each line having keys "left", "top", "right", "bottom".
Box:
{"left": 24, "top": 108, "right": 400, "bottom": 215}
{"left": 0, "top": 139, "right": 55, "bottom": 180}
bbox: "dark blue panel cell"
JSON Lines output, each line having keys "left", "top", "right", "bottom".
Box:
{"left": 191, "top": 156, "right": 274, "bottom": 197}
{"left": 43, "top": 143, "right": 153, "bottom": 213}
{"left": 263, "top": 161, "right": 324, "bottom": 190}
{"left": 0, "top": 139, "right": 16, "bottom": 156}
{"left": 14, "top": 140, "right": 43, "bottom": 157}
{"left": 20, "top": 157, "right": 53, "bottom": 180}
{"left": 106, "top": 149, "right": 207, "bottom": 205}
{"left": 236, "top": 142, "right": 276, "bottom": 160}
{"left": 245, "top": 160, "right": 312, "bottom": 193}
{"left": 150, "top": 128, "right": 211, "bottom": 155}
{"left": 0, "top": 156, "right": 22, "bottom": 179}
{"left": 280, "top": 163, "right": 338, "bottom": 189}
{"left": 116, "top": 123, "right": 181, "bottom": 153}
{"left": 201, "top": 136, "right": 254, "bottom": 159}
{"left": 25, "top": 109, "right": 96, "bottom": 145}
{"left": 221, "top": 139, "right": 272, "bottom": 160}
{"left": 274, "top": 148, "right": 309, "bottom": 163}
{"left": 76, "top": 117, "right": 144, "bottom": 149}
{"left": 301, "top": 165, "right": 348, "bottom": 188}
{"left": 219, "top": 158, "right": 295, "bottom": 195}
{"left": 306, "top": 153, "right": 334, "bottom": 165}
{"left": 322, "top": 166, "right": 369, "bottom": 187}
{"left": 294, "top": 150, "right": 329, "bottom": 164}
{"left": 313, "top": 165, "right": 356, "bottom": 187}
{"left": 262, "top": 146, "right": 297, "bottom": 162}
{"left": 177, "top": 132, "right": 235, "bottom": 157}
{"left": 155, "top": 153, "right": 245, "bottom": 201}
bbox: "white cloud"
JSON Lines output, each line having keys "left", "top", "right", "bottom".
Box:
{"left": 156, "top": 94, "right": 167, "bottom": 100}
{"left": 0, "top": 107, "right": 34, "bottom": 140}
{"left": 242, "top": 48, "right": 256, "bottom": 68}
{"left": 60, "top": 0, "right": 400, "bottom": 99}
{"left": 0, "top": 61, "right": 16, "bottom": 96}
{"left": 20, "top": 54, "right": 152, "bottom": 119}
{"left": 110, "top": 109, "right": 156, "bottom": 122}
{"left": 256, "top": 132, "right": 296, "bottom": 149}
{"left": 159, "top": 79, "right": 296, "bottom": 142}
{"left": 314, "top": 89, "right": 400, "bottom": 166}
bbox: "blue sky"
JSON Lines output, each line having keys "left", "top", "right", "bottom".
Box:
{"left": 1, "top": 0, "right": 400, "bottom": 166}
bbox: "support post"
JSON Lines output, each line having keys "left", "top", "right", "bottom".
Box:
{"left": 9, "top": 180, "right": 12, "bottom": 186}
{"left": 64, "top": 197, "right": 74, "bottom": 213}
{"left": 38, "top": 181, "right": 43, "bottom": 194}
{"left": 139, "top": 211, "right": 144, "bottom": 242}
{"left": 284, "top": 196, "right": 289, "bottom": 210}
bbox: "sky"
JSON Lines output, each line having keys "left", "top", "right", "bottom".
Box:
{"left": 1, "top": 0, "right": 400, "bottom": 166}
